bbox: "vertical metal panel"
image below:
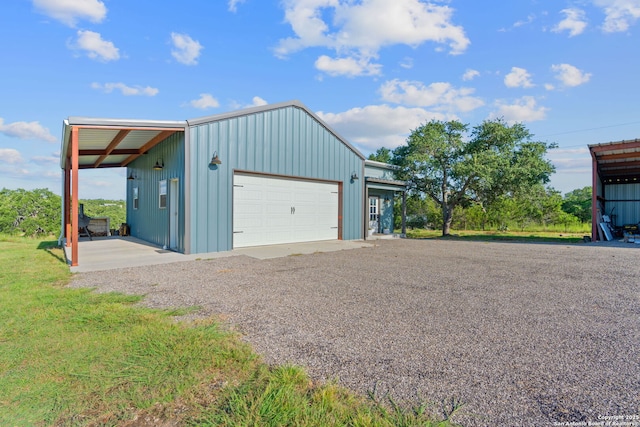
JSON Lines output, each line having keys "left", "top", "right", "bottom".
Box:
{"left": 127, "top": 132, "right": 185, "bottom": 251}
{"left": 188, "top": 105, "right": 364, "bottom": 253}
{"left": 605, "top": 183, "right": 640, "bottom": 226}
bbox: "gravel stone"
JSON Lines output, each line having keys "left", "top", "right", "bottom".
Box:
{"left": 69, "top": 239, "right": 640, "bottom": 426}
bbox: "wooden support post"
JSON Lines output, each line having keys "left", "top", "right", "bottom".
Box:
{"left": 64, "top": 162, "right": 71, "bottom": 245}
{"left": 591, "top": 155, "right": 598, "bottom": 241}
{"left": 71, "top": 127, "right": 79, "bottom": 267}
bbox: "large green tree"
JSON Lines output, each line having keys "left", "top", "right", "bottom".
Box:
{"left": 562, "top": 186, "right": 592, "bottom": 223}
{"left": 368, "top": 147, "right": 392, "bottom": 163}
{"left": 394, "top": 119, "right": 556, "bottom": 236}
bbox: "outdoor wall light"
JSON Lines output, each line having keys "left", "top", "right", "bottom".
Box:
{"left": 127, "top": 172, "right": 136, "bottom": 180}
{"left": 152, "top": 159, "right": 164, "bottom": 170}
{"left": 350, "top": 172, "right": 358, "bottom": 180}
{"left": 209, "top": 151, "right": 222, "bottom": 166}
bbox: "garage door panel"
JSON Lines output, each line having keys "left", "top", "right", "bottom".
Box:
{"left": 233, "top": 174, "right": 339, "bottom": 248}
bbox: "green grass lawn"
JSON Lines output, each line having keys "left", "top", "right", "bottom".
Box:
{"left": 405, "top": 229, "right": 588, "bottom": 244}
{"left": 0, "top": 236, "right": 458, "bottom": 426}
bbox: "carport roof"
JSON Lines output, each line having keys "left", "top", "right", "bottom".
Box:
{"left": 589, "top": 138, "right": 640, "bottom": 184}
{"left": 60, "top": 117, "right": 186, "bottom": 170}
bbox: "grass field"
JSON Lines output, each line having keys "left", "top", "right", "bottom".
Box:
{"left": 405, "top": 229, "right": 588, "bottom": 244}
{"left": 0, "top": 236, "right": 458, "bottom": 426}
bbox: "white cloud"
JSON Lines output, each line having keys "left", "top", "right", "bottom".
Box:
{"left": 379, "top": 79, "right": 484, "bottom": 113}
{"left": 491, "top": 96, "right": 548, "bottom": 123}
{"left": 188, "top": 93, "right": 220, "bottom": 109}
{"left": 33, "top": 0, "right": 107, "bottom": 27}
{"left": 400, "top": 57, "right": 414, "bottom": 69}
{"left": 275, "top": 0, "right": 469, "bottom": 76}
{"left": 504, "top": 67, "right": 534, "bottom": 88}
{"left": 250, "top": 96, "right": 268, "bottom": 107}
{"left": 462, "top": 69, "right": 480, "bottom": 81}
{"left": 318, "top": 104, "right": 449, "bottom": 151}
{"left": 0, "top": 148, "right": 24, "bottom": 164}
{"left": 513, "top": 14, "right": 536, "bottom": 28}
{"left": 91, "top": 82, "right": 159, "bottom": 96}
{"left": 170, "top": 32, "right": 203, "bottom": 65}
{"left": 31, "top": 154, "right": 59, "bottom": 165}
{"left": 71, "top": 30, "right": 120, "bottom": 61}
{"left": 228, "top": 0, "right": 246, "bottom": 12}
{"left": 0, "top": 118, "right": 57, "bottom": 142}
{"left": 553, "top": 8, "right": 588, "bottom": 36}
{"left": 547, "top": 147, "right": 591, "bottom": 174}
{"left": 594, "top": 0, "right": 640, "bottom": 32}
{"left": 551, "top": 63, "right": 592, "bottom": 87}
{"left": 315, "top": 54, "right": 382, "bottom": 77}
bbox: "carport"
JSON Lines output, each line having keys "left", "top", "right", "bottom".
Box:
{"left": 59, "top": 118, "right": 186, "bottom": 266}
{"left": 589, "top": 138, "right": 640, "bottom": 240}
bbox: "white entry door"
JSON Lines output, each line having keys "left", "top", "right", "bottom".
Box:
{"left": 233, "top": 174, "right": 339, "bottom": 248}
{"left": 369, "top": 196, "right": 379, "bottom": 233}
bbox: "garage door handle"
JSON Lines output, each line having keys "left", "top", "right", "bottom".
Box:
{"left": 233, "top": 231, "right": 243, "bottom": 234}
{"left": 331, "top": 227, "right": 338, "bottom": 229}
{"left": 291, "top": 207, "right": 296, "bottom": 214}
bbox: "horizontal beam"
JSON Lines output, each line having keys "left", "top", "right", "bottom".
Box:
{"left": 600, "top": 160, "right": 640, "bottom": 169}
{"left": 78, "top": 163, "right": 122, "bottom": 169}
{"left": 596, "top": 151, "right": 640, "bottom": 161}
{"left": 75, "top": 125, "right": 185, "bottom": 132}
{"left": 79, "top": 149, "right": 139, "bottom": 156}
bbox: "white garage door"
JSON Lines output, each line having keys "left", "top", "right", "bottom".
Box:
{"left": 233, "top": 174, "right": 339, "bottom": 248}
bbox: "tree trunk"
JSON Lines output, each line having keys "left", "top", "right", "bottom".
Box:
{"left": 442, "top": 205, "right": 453, "bottom": 236}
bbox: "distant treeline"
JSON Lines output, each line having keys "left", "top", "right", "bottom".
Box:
{"left": 0, "top": 186, "right": 590, "bottom": 237}
{"left": 395, "top": 186, "right": 592, "bottom": 232}
{"left": 0, "top": 188, "right": 126, "bottom": 236}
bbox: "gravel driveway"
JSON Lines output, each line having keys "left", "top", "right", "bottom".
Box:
{"left": 70, "top": 239, "right": 640, "bottom": 426}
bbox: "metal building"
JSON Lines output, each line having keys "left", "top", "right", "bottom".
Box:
{"left": 589, "top": 139, "right": 640, "bottom": 240}
{"left": 60, "top": 101, "right": 406, "bottom": 267}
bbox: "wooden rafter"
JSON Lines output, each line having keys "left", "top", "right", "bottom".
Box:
{"left": 596, "top": 151, "right": 640, "bottom": 161}
{"left": 600, "top": 160, "right": 640, "bottom": 170}
{"left": 92, "top": 129, "right": 130, "bottom": 168}
{"left": 121, "top": 130, "right": 177, "bottom": 167}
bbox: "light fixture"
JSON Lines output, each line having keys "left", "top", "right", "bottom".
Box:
{"left": 127, "top": 172, "right": 136, "bottom": 180}
{"left": 153, "top": 159, "right": 164, "bottom": 170}
{"left": 209, "top": 151, "right": 222, "bottom": 166}
{"left": 350, "top": 172, "right": 358, "bottom": 180}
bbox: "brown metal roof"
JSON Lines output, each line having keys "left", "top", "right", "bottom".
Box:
{"left": 589, "top": 139, "right": 640, "bottom": 184}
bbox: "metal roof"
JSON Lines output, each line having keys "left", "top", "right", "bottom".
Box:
{"left": 59, "top": 100, "right": 367, "bottom": 169}
{"left": 60, "top": 118, "right": 187, "bottom": 169}
{"left": 589, "top": 138, "right": 640, "bottom": 184}
{"left": 187, "top": 100, "right": 366, "bottom": 160}
{"left": 365, "top": 159, "right": 400, "bottom": 170}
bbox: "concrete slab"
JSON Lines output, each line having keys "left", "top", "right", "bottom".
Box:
{"left": 64, "top": 237, "right": 374, "bottom": 272}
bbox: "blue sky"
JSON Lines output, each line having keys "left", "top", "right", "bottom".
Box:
{"left": 1, "top": 0, "right": 639, "bottom": 200}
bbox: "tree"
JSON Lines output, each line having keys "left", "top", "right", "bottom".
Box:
{"left": 368, "top": 147, "right": 392, "bottom": 163}
{"left": 394, "top": 119, "right": 556, "bottom": 236}
{"left": 0, "top": 188, "right": 61, "bottom": 236}
{"left": 562, "top": 186, "right": 591, "bottom": 223}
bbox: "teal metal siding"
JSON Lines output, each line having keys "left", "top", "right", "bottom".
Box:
{"left": 126, "top": 132, "right": 186, "bottom": 252}
{"left": 189, "top": 105, "right": 363, "bottom": 253}
{"left": 365, "top": 164, "right": 397, "bottom": 180}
